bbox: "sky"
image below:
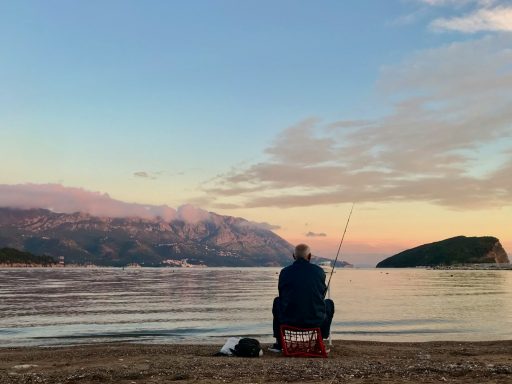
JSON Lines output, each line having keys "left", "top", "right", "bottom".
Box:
{"left": 1, "top": 0, "right": 511, "bottom": 265}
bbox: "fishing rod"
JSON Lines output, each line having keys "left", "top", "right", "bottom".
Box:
{"left": 324, "top": 202, "right": 355, "bottom": 297}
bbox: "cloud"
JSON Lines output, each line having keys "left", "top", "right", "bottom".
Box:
{"left": 416, "top": 0, "right": 512, "bottom": 34}
{"left": 419, "top": 0, "right": 497, "bottom": 7}
{"left": 234, "top": 220, "right": 281, "bottom": 231}
{"left": 252, "top": 222, "right": 281, "bottom": 231}
{"left": 431, "top": 6, "right": 512, "bottom": 32}
{"left": 203, "top": 36, "right": 512, "bottom": 210}
{"left": 394, "top": 0, "right": 500, "bottom": 30}
{"left": 133, "top": 171, "right": 161, "bottom": 180}
{"left": 0, "top": 183, "right": 180, "bottom": 221}
{"left": 0, "top": 183, "right": 287, "bottom": 231}
{"left": 133, "top": 171, "right": 150, "bottom": 178}
{"left": 306, "top": 232, "right": 327, "bottom": 237}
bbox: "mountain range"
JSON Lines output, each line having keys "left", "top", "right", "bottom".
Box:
{"left": 0, "top": 207, "right": 350, "bottom": 268}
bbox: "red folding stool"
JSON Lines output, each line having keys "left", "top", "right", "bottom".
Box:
{"left": 279, "top": 324, "right": 328, "bottom": 358}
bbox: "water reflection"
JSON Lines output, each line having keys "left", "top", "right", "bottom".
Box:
{"left": 0, "top": 268, "right": 511, "bottom": 346}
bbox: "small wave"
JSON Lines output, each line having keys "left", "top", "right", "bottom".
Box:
{"left": 0, "top": 328, "right": 21, "bottom": 335}
{"left": 336, "top": 318, "right": 452, "bottom": 327}
{"left": 331, "top": 328, "right": 465, "bottom": 336}
{"left": 31, "top": 327, "right": 210, "bottom": 340}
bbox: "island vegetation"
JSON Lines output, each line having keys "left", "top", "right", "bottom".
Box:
{"left": 377, "top": 236, "right": 509, "bottom": 268}
{"left": 0, "top": 247, "right": 56, "bottom": 267}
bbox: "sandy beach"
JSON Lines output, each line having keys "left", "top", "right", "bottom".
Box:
{"left": 1, "top": 340, "right": 511, "bottom": 383}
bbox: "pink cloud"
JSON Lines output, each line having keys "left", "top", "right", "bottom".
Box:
{"left": 175, "top": 204, "right": 212, "bottom": 223}
{"left": 0, "top": 184, "right": 283, "bottom": 230}
{"left": 0, "top": 183, "right": 178, "bottom": 221}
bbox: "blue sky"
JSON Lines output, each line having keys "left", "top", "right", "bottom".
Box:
{"left": 0, "top": 1, "right": 458, "bottom": 166}
{"left": 1, "top": 0, "right": 511, "bottom": 262}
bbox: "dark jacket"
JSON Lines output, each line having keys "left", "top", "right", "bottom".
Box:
{"left": 278, "top": 258, "right": 327, "bottom": 327}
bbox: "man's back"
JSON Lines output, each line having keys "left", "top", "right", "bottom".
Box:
{"left": 278, "top": 258, "right": 327, "bottom": 327}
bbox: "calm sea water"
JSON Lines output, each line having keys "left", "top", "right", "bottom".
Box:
{"left": 1, "top": 267, "right": 511, "bottom": 347}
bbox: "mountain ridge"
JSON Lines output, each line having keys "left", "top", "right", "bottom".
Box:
{"left": 0, "top": 207, "right": 351, "bottom": 268}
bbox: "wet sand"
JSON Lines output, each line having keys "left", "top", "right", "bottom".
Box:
{"left": 1, "top": 340, "right": 511, "bottom": 383}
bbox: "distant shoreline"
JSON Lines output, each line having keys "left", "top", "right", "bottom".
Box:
{"left": 428, "top": 263, "right": 512, "bottom": 270}
{"left": 0, "top": 263, "right": 59, "bottom": 268}
{"left": 2, "top": 264, "right": 512, "bottom": 270}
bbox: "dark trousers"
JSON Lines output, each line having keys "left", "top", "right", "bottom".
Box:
{"left": 272, "top": 297, "right": 335, "bottom": 342}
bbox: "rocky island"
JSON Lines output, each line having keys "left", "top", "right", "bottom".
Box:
{"left": 376, "top": 236, "right": 509, "bottom": 268}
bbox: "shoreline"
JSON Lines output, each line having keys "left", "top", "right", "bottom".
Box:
{"left": 1, "top": 340, "right": 511, "bottom": 383}
{"left": 2, "top": 264, "right": 512, "bottom": 269}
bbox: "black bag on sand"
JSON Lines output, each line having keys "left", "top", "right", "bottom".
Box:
{"left": 231, "top": 338, "right": 262, "bottom": 357}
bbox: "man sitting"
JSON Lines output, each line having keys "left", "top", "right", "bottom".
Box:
{"left": 270, "top": 243, "right": 335, "bottom": 352}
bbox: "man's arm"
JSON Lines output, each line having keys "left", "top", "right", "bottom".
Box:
{"left": 317, "top": 266, "right": 327, "bottom": 297}
{"left": 277, "top": 269, "right": 284, "bottom": 297}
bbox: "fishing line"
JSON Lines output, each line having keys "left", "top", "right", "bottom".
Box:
{"left": 324, "top": 203, "right": 355, "bottom": 297}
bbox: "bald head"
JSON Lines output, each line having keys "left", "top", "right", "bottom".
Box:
{"left": 294, "top": 243, "right": 311, "bottom": 261}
